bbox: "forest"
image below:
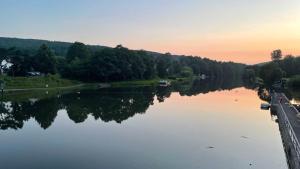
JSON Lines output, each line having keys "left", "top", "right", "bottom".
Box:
{"left": 243, "top": 49, "right": 300, "bottom": 88}
{"left": 0, "top": 37, "right": 245, "bottom": 83}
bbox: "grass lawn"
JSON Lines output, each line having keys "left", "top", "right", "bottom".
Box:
{"left": 0, "top": 75, "right": 81, "bottom": 90}
{"left": 0, "top": 75, "right": 193, "bottom": 90}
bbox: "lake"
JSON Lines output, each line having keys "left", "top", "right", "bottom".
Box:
{"left": 0, "top": 80, "right": 288, "bottom": 169}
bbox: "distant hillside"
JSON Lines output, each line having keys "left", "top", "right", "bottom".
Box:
{"left": 0, "top": 37, "right": 235, "bottom": 63}
{"left": 0, "top": 37, "right": 106, "bottom": 56}
{"left": 0, "top": 37, "right": 184, "bottom": 61}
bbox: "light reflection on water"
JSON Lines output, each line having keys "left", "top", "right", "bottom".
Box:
{"left": 0, "top": 81, "right": 288, "bottom": 169}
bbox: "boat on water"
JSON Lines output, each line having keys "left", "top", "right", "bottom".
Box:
{"left": 159, "top": 80, "right": 171, "bottom": 87}
{"left": 261, "top": 103, "right": 270, "bottom": 110}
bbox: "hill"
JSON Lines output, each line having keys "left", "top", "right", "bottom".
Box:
{"left": 0, "top": 37, "right": 105, "bottom": 56}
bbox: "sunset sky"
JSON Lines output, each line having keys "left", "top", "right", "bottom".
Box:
{"left": 1, "top": 0, "right": 300, "bottom": 64}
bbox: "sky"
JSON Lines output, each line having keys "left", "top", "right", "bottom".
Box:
{"left": 1, "top": 0, "right": 300, "bottom": 64}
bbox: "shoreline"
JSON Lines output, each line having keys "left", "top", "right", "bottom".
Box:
{"left": 3, "top": 84, "right": 85, "bottom": 92}
{"left": 1, "top": 76, "right": 192, "bottom": 92}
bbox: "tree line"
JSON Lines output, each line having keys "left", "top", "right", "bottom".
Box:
{"left": 0, "top": 42, "right": 245, "bottom": 82}
{"left": 243, "top": 49, "right": 300, "bottom": 87}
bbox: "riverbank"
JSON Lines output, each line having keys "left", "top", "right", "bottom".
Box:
{"left": 110, "top": 77, "right": 192, "bottom": 88}
{"left": 0, "top": 75, "right": 193, "bottom": 91}
{"left": 0, "top": 75, "right": 81, "bottom": 90}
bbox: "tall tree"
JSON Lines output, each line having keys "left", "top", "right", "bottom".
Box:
{"left": 271, "top": 49, "right": 282, "bottom": 61}
{"left": 66, "top": 42, "right": 90, "bottom": 62}
{"left": 34, "top": 44, "right": 56, "bottom": 74}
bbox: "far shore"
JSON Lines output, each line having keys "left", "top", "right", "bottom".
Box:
{"left": 1, "top": 75, "right": 193, "bottom": 92}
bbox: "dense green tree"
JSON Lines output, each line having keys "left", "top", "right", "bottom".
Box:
{"left": 8, "top": 50, "right": 33, "bottom": 76}
{"left": 156, "top": 54, "right": 172, "bottom": 78}
{"left": 259, "top": 62, "right": 284, "bottom": 85}
{"left": 90, "top": 48, "right": 120, "bottom": 81}
{"left": 66, "top": 42, "right": 91, "bottom": 62}
{"left": 279, "top": 55, "right": 297, "bottom": 77}
{"left": 62, "top": 42, "right": 92, "bottom": 80}
{"left": 244, "top": 50, "right": 300, "bottom": 87}
{"left": 0, "top": 40, "right": 247, "bottom": 84}
{"left": 138, "top": 51, "right": 156, "bottom": 79}
{"left": 180, "top": 66, "right": 193, "bottom": 77}
{"left": 0, "top": 48, "right": 8, "bottom": 63}
{"left": 34, "top": 44, "right": 56, "bottom": 74}
{"left": 243, "top": 69, "right": 256, "bottom": 83}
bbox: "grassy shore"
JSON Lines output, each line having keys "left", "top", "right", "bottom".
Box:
{"left": 110, "top": 77, "right": 192, "bottom": 88}
{"left": 0, "top": 75, "right": 81, "bottom": 90}
{"left": 0, "top": 74, "right": 193, "bottom": 90}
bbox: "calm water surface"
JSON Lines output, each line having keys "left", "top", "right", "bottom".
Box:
{"left": 0, "top": 82, "right": 288, "bottom": 169}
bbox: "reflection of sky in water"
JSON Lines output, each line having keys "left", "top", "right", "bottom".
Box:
{"left": 0, "top": 87, "right": 288, "bottom": 169}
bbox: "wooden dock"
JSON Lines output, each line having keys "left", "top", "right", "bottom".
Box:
{"left": 271, "top": 92, "right": 300, "bottom": 169}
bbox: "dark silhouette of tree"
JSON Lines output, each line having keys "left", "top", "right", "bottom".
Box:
{"left": 34, "top": 44, "right": 57, "bottom": 74}
{"left": 66, "top": 42, "right": 91, "bottom": 62}
{"left": 259, "top": 62, "right": 284, "bottom": 86}
{"left": 156, "top": 54, "right": 172, "bottom": 78}
{"left": 271, "top": 49, "right": 282, "bottom": 61}
{"left": 29, "top": 98, "right": 60, "bottom": 129}
{"left": 0, "top": 39, "right": 248, "bottom": 85}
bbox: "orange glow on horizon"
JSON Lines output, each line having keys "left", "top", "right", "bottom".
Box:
{"left": 120, "top": 17, "right": 300, "bottom": 65}
{"left": 130, "top": 37, "right": 300, "bottom": 65}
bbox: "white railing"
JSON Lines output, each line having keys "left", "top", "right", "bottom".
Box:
{"left": 274, "top": 93, "right": 300, "bottom": 161}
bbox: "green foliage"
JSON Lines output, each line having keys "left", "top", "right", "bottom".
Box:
{"left": 278, "top": 55, "right": 300, "bottom": 77}
{"left": 245, "top": 51, "right": 300, "bottom": 87}
{"left": 34, "top": 44, "right": 57, "bottom": 74}
{"left": 156, "top": 54, "right": 172, "bottom": 78}
{"left": 288, "top": 75, "right": 300, "bottom": 88}
{"left": 88, "top": 46, "right": 157, "bottom": 81}
{"left": 1, "top": 74, "right": 79, "bottom": 89}
{"left": 0, "top": 39, "right": 246, "bottom": 83}
{"left": 259, "top": 62, "right": 284, "bottom": 85}
{"left": 66, "top": 42, "right": 91, "bottom": 62}
{"left": 243, "top": 69, "right": 256, "bottom": 83}
{"left": 8, "top": 50, "right": 33, "bottom": 76}
{"left": 180, "top": 66, "right": 193, "bottom": 77}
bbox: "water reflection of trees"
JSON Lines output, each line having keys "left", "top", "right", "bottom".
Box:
{"left": 0, "top": 79, "right": 243, "bottom": 130}
{"left": 62, "top": 87, "right": 156, "bottom": 123}
{"left": 176, "top": 78, "right": 243, "bottom": 96}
